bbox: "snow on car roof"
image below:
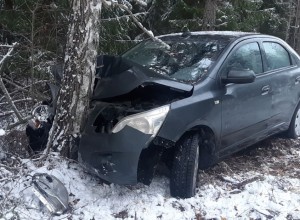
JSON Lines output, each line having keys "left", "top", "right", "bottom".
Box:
{"left": 158, "top": 31, "right": 259, "bottom": 38}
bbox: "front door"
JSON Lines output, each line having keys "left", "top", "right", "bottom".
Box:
{"left": 220, "top": 41, "right": 271, "bottom": 150}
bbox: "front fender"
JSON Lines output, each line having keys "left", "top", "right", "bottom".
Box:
{"left": 157, "top": 94, "right": 221, "bottom": 144}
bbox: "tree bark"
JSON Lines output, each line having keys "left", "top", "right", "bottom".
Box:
{"left": 47, "top": 0, "right": 102, "bottom": 157}
{"left": 202, "top": 0, "right": 217, "bottom": 31}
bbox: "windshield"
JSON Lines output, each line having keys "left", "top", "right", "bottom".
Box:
{"left": 122, "top": 35, "right": 232, "bottom": 83}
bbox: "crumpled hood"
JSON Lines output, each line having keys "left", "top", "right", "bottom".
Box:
{"left": 92, "top": 55, "right": 193, "bottom": 100}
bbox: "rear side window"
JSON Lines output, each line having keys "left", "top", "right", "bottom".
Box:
{"left": 263, "top": 42, "right": 291, "bottom": 71}
{"left": 222, "top": 42, "right": 263, "bottom": 75}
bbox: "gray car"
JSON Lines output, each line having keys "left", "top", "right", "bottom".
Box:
{"left": 31, "top": 31, "right": 300, "bottom": 198}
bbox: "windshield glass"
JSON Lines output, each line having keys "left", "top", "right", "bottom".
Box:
{"left": 122, "top": 35, "right": 233, "bottom": 83}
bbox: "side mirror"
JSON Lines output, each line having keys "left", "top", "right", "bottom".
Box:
{"left": 222, "top": 69, "right": 256, "bottom": 84}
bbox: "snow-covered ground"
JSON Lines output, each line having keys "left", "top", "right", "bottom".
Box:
{"left": 1, "top": 136, "right": 300, "bottom": 219}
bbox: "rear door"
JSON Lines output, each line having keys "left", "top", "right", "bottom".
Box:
{"left": 261, "top": 41, "right": 300, "bottom": 131}
{"left": 220, "top": 40, "right": 271, "bottom": 150}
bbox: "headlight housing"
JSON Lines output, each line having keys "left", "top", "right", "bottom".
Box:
{"left": 112, "top": 105, "right": 170, "bottom": 136}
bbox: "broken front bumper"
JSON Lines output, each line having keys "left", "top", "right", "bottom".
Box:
{"left": 78, "top": 103, "right": 153, "bottom": 185}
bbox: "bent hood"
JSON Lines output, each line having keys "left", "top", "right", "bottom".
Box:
{"left": 92, "top": 55, "right": 193, "bottom": 100}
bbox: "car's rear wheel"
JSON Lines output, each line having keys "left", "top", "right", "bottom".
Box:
{"left": 288, "top": 104, "right": 300, "bottom": 139}
{"left": 170, "top": 133, "right": 199, "bottom": 198}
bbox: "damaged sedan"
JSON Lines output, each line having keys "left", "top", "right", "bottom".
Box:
{"left": 30, "top": 31, "right": 300, "bottom": 198}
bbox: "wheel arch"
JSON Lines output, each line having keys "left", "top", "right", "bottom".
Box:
{"left": 175, "top": 124, "right": 218, "bottom": 169}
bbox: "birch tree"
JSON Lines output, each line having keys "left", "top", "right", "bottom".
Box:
{"left": 202, "top": 0, "right": 217, "bottom": 31}
{"left": 46, "top": 0, "right": 102, "bottom": 157}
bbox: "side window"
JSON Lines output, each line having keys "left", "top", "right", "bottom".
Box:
{"left": 223, "top": 42, "right": 263, "bottom": 75}
{"left": 263, "top": 42, "right": 291, "bottom": 71}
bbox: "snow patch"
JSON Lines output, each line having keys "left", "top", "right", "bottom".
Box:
{"left": 0, "top": 129, "right": 5, "bottom": 136}
{"left": 158, "top": 31, "right": 258, "bottom": 38}
{"left": 1, "top": 151, "right": 299, "bottom": 219}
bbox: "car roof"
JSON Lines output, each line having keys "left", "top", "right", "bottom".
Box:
{"left": 158, "top": 31, "right": 260, "bottom": 39}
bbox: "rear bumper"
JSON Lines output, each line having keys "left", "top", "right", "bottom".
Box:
{"left": 78, "top": 103, "right": 152, "bottom": 185}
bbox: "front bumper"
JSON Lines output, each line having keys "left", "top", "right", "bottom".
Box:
{"left": 78, "top": 103, "right": 152, "bottom": 185}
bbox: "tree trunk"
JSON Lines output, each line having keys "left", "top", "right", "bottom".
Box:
{"left": 285, "top": 0, "right": 293, "bottom": 42}
{"left": 294, "top": 0, "right": 300, "bottom": 53}
{"left": 202, "top": 0, "right": 217, "bottom": 31}
{"left": 47, "top": 0, "right": 102, "bottom": 157}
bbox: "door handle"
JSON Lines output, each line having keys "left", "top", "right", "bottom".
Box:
{"left": 295, "top": 76, "right": 300, "bottom": 84}
{"left": 261, "top": 85, "right": 270, "bottom": 95}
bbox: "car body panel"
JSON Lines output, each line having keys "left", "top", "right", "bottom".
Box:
{"left": 157, "top": 77, "right": 221, "bottom": 143}
{"left": 93, "top": 56, "right": 193, "bottom": 100}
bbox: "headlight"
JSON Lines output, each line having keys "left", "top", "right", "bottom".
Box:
{"left": 112, "top": 105, "right": 170, "bottom": 136}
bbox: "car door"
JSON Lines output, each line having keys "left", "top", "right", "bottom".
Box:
{"left": 261, "top": 41, "right": 300, "bottom": 131}
{"left": 219, "top": 40, "right": 272, "bottom": 150}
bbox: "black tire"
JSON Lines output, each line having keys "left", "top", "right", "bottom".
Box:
{"left": 170, "top": 133, "right": 199, "bottom": 198}
{"left": 288, "top": 103, "right": 300, "bottom": 139}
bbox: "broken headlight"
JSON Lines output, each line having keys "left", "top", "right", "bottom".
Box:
{"left": 112, "top": 105, "right": 170, "bottom": 136}
{"left": 32, "top": 173, "right": 69, "bottom": 215}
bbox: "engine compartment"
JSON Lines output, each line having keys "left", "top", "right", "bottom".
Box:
{"left": 91, "top": 83, "right": 192, "bottom": 134}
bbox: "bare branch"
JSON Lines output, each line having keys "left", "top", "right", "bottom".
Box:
{"left": 2, "top": 78, "right": 31, "bottom": 93}
{"left": 0, "top": 111, "right": 14, "bottom": 117}
{"left": 0, "top": 43, "right": 24, "bottom": 121}
{"left": 2, "top": 77, "right": 49, "bottom": 101}
{"left": 0, "top": 78, "right": 23, "bottom": 121}
{"left": 0, "top": 98, "right": 33, "bottom": 105}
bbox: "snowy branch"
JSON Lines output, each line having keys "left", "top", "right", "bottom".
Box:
{"left": 0, "top": 111, "right": 14, "bottom": 117}
{"left": 0, "top": 42, "right": 18, "bottom": 67}
{"left": 0, "top": 45, "right": 13, "bottom": 48}
{"left": 101, "top": 12, "right": 148, "bottom": 21}
{"left": 102, "top": 0, "right": 170, "bottom": 49}
{"left": 132, "top": 0, "right": 147, "bottom": 7}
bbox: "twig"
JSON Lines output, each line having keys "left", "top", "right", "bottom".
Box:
{"left": 217, "top": 175, "right": 237, "bottom": 184}
{"left": 0, "top": 164, "right": 20, "bottom": 172}
{"left": 233, "top": 176, "right": 265, "bottom": 189}
{"left": 6, "top": 115, "right": 33, "bottom": 130}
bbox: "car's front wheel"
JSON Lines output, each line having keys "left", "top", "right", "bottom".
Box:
{"left": 170, "top": 133, "right": 199, "bottom": 198}
{"left": 288, "top": 103, "right": 300, "bottom": 139}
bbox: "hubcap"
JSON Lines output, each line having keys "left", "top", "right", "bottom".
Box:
{"left": 295, "top": 108, "right": 300, "bottom": 137}
{"left": 192, "top": 146, "right": 199, "bottom": 194}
